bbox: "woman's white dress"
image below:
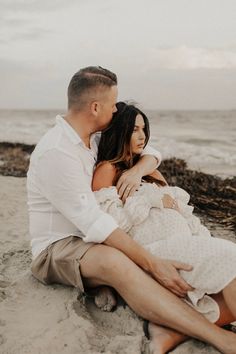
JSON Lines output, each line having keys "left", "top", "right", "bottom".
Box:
{"left": 94, "top": 183, "right": 236, "bottom": 322}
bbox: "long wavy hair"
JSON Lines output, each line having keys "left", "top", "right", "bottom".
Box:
{"left": 96, "top": 101, "right": 166, "bottom": 186}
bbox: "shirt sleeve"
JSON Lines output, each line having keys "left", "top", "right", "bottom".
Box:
{"left": 36, "top": 148, "right": 119, "bottom": 243}
{"left": 141, "top": 144, "right": 162, "bottom": 168}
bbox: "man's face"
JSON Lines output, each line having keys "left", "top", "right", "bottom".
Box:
{"left": 97, "top": 85, "right": 118, "bottom": 130}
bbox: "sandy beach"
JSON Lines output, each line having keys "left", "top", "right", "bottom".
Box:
{"left": 1, "top": 0, "right": 236, "bottom": 351}
{"left": 0, "top": 174, "right": 235, "bottom": 354}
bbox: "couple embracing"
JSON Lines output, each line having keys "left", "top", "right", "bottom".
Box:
{"left": 27, "top": 66, "right": 236, "bottom": 354}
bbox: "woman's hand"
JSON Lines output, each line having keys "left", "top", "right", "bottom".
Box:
{"left": 116, "top": 169, "right": 142, "bottom": 202}
{"left": 162, "top": 194, "right": 180, "bottom": 212}
{"left": 150, "top": 256, "right": 194, "bottom": 297}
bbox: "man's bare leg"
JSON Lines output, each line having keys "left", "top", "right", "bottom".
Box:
{"left": 93, "top": 272, "right": 236, "bottom": 351}
{"left": 80, "top": 244, "right": 236, "bottom": 354}
{"left": 147, "top": 292, "right": 236, "bottom": 354}
{"left": 90, "top": 276, "right": 236, "bottom": 353}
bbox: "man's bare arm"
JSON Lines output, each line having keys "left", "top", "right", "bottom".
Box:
{"left": 104, "top": 228, "right": 194, "bottom": 297}
{"left": 92, "top": 161, "right": 193, "bottom": 296}
{"left": 117, "top": 155, "right": 158, "bottom": 201}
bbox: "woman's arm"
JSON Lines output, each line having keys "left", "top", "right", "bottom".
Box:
{"left": 92, "top": 162, "right": 117, "bottom": 191}
{"left": 148, "top": 169, "right": 168, "bottom": 185}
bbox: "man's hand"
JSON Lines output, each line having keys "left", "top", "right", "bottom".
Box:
{"left": 116, "top": 169, "right": 142, "bottom": 202}
{"left": 105, "top": 228, "right": 194, "bottom": 298}
{"left": 116, "top": 154, "right": 158, "bottom": 202}
{"left": 150, "top": 256, "right": 194, "bottom": 297}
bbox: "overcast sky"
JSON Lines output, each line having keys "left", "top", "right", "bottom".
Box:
{"left": 1, "top": 0, "right": 236, "bottom": 110}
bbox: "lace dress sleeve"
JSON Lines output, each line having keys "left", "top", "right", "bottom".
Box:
{"left": 94, "top": 185, "right": 164, "bottom": 231}
{"left": 94, "top": 187, "right": 133, "bottom": 232}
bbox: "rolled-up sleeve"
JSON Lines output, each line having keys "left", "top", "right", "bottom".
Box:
{"left": 141, "top": 144, "right": 162, "bottom": 167}
{"left": 37, "top": 149, "right": 118, "bottom": 243}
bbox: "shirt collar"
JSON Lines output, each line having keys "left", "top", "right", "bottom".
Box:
{"left": 55, "top": 115, "right": 83, "bottom": 145}
{"left": 55, "top": 115, "right": 101, "bottom": 147}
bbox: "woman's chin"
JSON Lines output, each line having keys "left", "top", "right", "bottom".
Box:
{"left": 134, "top": 147, "right": 144, "bottom": 154}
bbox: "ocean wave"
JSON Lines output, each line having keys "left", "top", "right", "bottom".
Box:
{"left": 0, "top": 109, "right": 235, "bottom": 177}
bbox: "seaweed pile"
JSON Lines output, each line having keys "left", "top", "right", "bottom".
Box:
{"left": 0, "top": 142, "right": 235, "bottom": 231}
{"left": 0, "top": 142, "right": 34, "bottom": 177}
{"left": 160, "top": 158, "right": 236, "bottom": 231}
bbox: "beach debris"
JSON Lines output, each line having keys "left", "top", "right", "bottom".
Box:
{"left": 160, "top": 158, "right": 236, "bottom": 231}
{"left": 0, "top": 142, "right": 235, "bottom": 231}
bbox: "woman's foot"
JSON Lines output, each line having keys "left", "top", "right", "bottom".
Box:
{"left": 94, "top": 286, "right": 117, "bottom": 312}
{"left": 147, "top": 322, "right": 187, "bottom": 354}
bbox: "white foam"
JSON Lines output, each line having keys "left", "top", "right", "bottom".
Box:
{"left": 0, "top": 109, "right": 235, "bottom": 177}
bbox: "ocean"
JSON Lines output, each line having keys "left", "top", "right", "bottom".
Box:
{"left": 0, "top": 109, "right": 235, "bottom": 178}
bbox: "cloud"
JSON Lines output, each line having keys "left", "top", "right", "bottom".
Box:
{"left": 0, "top": 0, "right": 76, "bottom": 14}
{"left": 10, "top": 27, "right": 52, "bottom": 41}
{"left": 0, "top": 58, "right": 67, "bottom": 109}
{"left": 149, "top": 45, "right": 236, "bottom": 70}
{"left": 0, "top": 0, "right": 77, "bottom": 42}
{"left": 0, "top": 22, "right": 52, "bottom": 43}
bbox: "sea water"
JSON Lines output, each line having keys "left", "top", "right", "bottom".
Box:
{"left": 0, "top": 109, "right": 235, "bottom": 178}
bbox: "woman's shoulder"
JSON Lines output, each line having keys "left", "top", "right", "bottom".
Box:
{"left": 96, "top": 161, "right": 116, "bottom": 172}
{"left": 92, "top": 161, "right": 117, "bottom": 191}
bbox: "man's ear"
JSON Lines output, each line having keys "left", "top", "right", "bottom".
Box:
{"left": 90, "top": 101, "right": 99, "bottom": 116}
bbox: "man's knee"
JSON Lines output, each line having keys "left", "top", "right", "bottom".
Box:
{"left": 80, "top": 244, "right": 134, "bottom": 282}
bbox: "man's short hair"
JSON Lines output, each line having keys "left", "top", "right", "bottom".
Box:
{"left": 67, "top": 66, "right": 117, "bottom": 110}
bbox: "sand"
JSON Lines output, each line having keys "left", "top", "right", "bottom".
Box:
{"left": 0, "top": 176, "right": 235, "bottom": 354}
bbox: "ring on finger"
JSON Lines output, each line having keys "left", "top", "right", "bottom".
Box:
{"left": 171, "top": 199, "right": 177, "bottom": 209}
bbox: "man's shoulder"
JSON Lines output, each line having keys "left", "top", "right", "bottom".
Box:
{"left": 32, "top": 123, "right": 78, "bottom": 162}
{"left": 33, "top": 124, "right": 62, "bottom": 156}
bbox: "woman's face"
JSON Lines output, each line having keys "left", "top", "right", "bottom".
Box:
{"left": 130, "top": 114, "right": 146, "bottom": 154}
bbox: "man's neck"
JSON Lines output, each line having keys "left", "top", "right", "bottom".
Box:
{"left": 64, "top": 111, "right": 95, "bottom": 148}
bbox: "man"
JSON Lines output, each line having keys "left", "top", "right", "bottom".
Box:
{"left": 27, "top": 67, "right": 235, "bottom": 353}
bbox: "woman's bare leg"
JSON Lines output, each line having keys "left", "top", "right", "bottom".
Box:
{"left": 80, "top": 244, "right": 236, "bottom": 354}
{"left": 223, "top": 278, "right": 236, "bottom": 317}
{"left": 147, "top": 292, "right": 235, "bottom": 354}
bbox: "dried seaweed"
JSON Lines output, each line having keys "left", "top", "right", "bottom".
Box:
{"left": 0, "top": 143, "right": 235, "bottom": 230}
{"left": 160, "top": 158, "right": 236, "bottom": 231}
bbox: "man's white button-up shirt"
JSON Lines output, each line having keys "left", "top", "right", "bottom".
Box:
{"left": 27, "top": 115, "right": 162, "bottom": 259}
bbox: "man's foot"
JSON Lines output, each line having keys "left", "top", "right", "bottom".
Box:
{"left": 94, "top": 286, "right": 117, "bottom": 312}
{"left": 217, "top": 330, "right": 236, "bottom": 354}
{"left": 146, "top": 322, "right": 187, "bottom": 354}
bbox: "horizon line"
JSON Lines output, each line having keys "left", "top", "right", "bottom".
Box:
{"left": 0, "top": 107, "right": 235, "bottom": 112}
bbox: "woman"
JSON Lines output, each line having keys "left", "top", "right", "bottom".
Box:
{"left": 92, "top": 102, "right": 236, "bottom": 353}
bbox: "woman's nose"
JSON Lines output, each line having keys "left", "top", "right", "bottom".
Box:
{"left": 139, "top": 130, "right": 145, "bottom": 140}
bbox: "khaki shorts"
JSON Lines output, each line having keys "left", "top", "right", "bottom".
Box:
{"left": 31, "top": 236, "right": 95, "bottom": 293}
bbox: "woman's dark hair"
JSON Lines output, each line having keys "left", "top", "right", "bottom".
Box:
{"left": 97, "top": 102, "right": 149, "bottom": 169}
{"left": 96, "top": 101, "right": 166, "bottom": 186}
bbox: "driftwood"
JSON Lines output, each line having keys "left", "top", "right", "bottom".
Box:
{"left": 0, "top": 142, "right": 235, "bottom": 231}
